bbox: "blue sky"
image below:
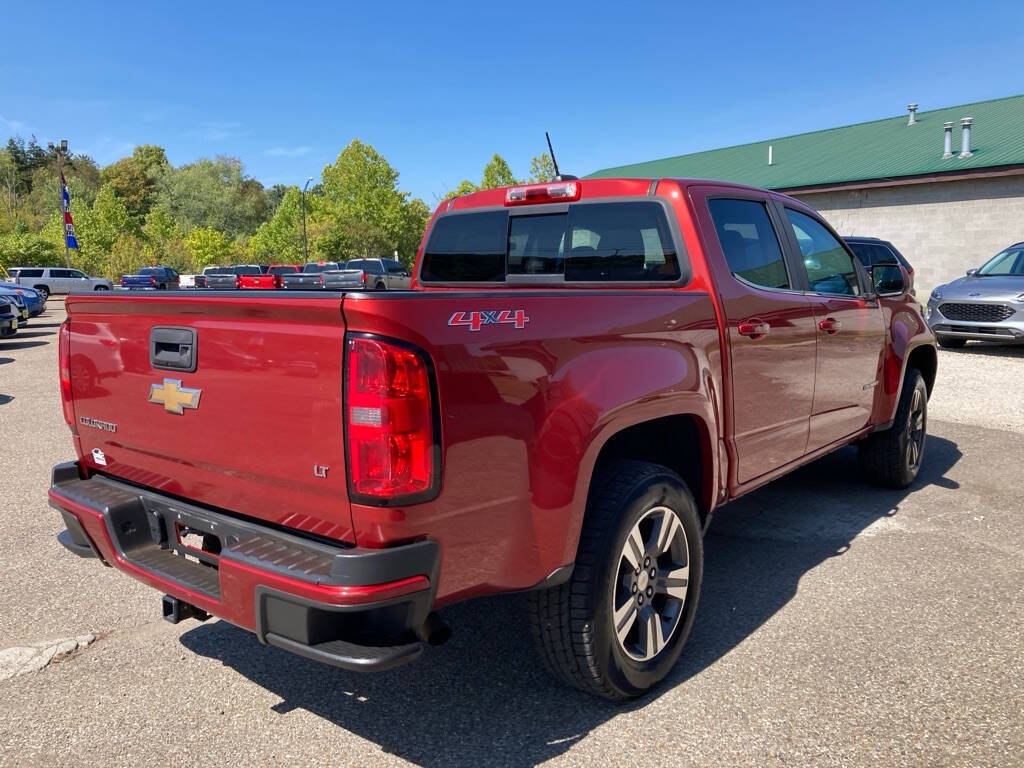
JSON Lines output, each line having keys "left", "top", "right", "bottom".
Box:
{"left": 2, "top": 0, "right": 1022, "bottom": 205}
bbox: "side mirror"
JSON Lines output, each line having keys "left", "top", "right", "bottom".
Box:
{"left": 871, "top": 263, "right": 907, "bottom": 297}
{"left": 966, "top": 268, "right": 978, "bottom": 276}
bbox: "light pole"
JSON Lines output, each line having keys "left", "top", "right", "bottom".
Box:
{"left": 301, "top": 176, "right": 313, "bottom": 263}
{"left": 48, "top": 138, "right": 71, "bottom": 268}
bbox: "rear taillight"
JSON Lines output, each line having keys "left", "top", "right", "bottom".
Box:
{"left": 150, "top": 276, "right": 156, "bottom": 286}
{"left": 120, "top": 277, "right": 126, "bottom": 287}
{"left": 346, "top": 337, "right": 436, "bottom": 501}
{"left": 58, "top": 320, "right": 74, "bottom": 429}
{"left": 361, "top": 273, "right": 368, "bottom": 285}
{"left": 235, "top": 276, "right": 242, "bottom": 288}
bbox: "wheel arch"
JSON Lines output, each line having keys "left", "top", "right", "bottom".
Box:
{"left": 561, "top": 411, "right": 716, "bottom": 569}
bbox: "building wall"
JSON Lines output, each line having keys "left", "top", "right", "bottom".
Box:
{"left": 794, "top": 175, "right": 1024, "bottom": 298}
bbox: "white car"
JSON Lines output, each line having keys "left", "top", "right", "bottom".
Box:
{"left": 9, "top": 267, "right": 113, "bottom": 299}
{"left": 179, "top": 274, "right": 201, "bottom": 289}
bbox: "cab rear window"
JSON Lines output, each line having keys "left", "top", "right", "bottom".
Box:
{"left": 420, "top": 202, "right": 680, "bottom": 283}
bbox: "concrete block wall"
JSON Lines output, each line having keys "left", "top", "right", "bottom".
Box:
{"left": 795, "top": 175, "right": 1024, "bottom": 298}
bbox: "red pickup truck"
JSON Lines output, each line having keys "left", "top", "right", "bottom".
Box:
{"left": 50, "top": 177, "right": 936, "bottom": 699}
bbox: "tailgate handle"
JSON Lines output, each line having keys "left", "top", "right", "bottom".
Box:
{"left": 150, "top": 326, "right": 197, "bottom": 372}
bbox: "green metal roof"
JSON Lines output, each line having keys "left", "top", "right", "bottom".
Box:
{"left": 587, "top": 94, "right": 1024, "bottom": 190}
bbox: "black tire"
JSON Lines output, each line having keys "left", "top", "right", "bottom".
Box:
{"left": 93, "top": 285, "right": 109, "bottom": 291}
{"left": 34, "top": 285, "right": 49, "bottom": 300}
{"left": 529, "top": 460, "right": 703, "bottom": 700}
{"left": 375, "top": 281, "right": 386, "bottom": 291}
{"left": 858, "top": 368, "right": 928, "bottom": 488}
{"left": 937, "top": 336, "right": 966, "bottom": 349}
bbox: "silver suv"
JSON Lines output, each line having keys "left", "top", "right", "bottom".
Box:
{"left": 10, "top": 267, "right": 113, "bottom": 299}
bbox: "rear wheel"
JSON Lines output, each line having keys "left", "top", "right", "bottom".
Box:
{"left": 937, "top": 336, "right": 966, "bottom": 349}
{"left": 858, "top": 368, "right": 928, "bottom": 488}
{"left": 34, "top": 285, "right": 49, "bottom": 300}
{"left": 93, "top": 285, "right": 109, "bottom": 291}
{"left": 529, "top": 460, "right": 703, "bottom": 700}
{"left": 375, "top": 281, "right": 386, "bottom": 291}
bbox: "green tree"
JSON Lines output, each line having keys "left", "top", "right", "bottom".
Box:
{"left": 184, "top": 226, "right": 234, "bottom": 269}
{"left": 480, "top": 154, "right": 520, "bottom": 189}
{"left": 102, "top": 157, "right": 156, "bottom": 221}
{"left": 320, "top": 140, "right": 409, "bottom": 249}
{"left": 529, "top": 153, "right": 556, "bottom": 183}
{"left": 248, "top": 186, "right": 304, "bottom": 263}
{"left": 107, "top": 234, "right": 150, "bottom": 279}
{"left": 156, "top": 156, "right": 266, "bottom": 238}
{"left": 0, "top": 232, "right": 63, "bottom": 270}
{"left": 140, "top": 205, "right": 190, "bottom": 272}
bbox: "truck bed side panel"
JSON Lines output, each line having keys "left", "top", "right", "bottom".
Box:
{"left": 342, "top": 291, "right": 722, "bottom": 603}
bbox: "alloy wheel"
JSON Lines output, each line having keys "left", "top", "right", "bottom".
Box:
{"left": 611, "top": 505, "right": 690, "bottom": 662}
{"left": 906, "top": 387, "right": 925, "bottom": 470}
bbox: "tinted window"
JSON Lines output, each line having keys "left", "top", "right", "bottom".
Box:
{"left": 18, "top": 269, "right": 44, "bottom": 278}
{"left": 268, "top": 265, "right": 299, "bottom": 275}
{"left": 51, "top": 269, "right": 73, "bottom": 278}
{"left": 422, "top": 203, "right": 678, "bottom": 283}
{"left": 385, "top": 260, "right": 406, "bottom": 274}
{"left": 303, "top": 263, "right": 340, "bottom": 273}
{"left": 69, "top": 270, "right": 86, "bottom": 278}
{"left": 139, "top": 268, "right": 163, "bottom": 276}
{"left": 707, "top": 198, "right": 790, "bottom": 290}
{"left": 978, "top": 247, "right": 1024, "bottom": 276}
{"left": 421, "top": 210, "right": 509, "bottom": 282}
{"left": 847, "top": 241, "right": 906, "bottom": 270}
{"left": 205, "top": 267, "right": 233, "bottom": 274}
{"left": 508, "top": 213, "right": 565, "bottom": 275}
{"left": 361, "top": 260, "right": 384, "bottom": 275}
{"left": 786, "top": 209, "right": 860, "bottom": 296}
{"left": 233, "top": 266, "right": 262, "bottom": 276}
{"left": 565, "top": 202, "right": 678, "bottom": 281}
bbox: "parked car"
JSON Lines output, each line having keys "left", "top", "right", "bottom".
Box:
{"left": 50, "top": 177, "right": 936, "bottom": 700}
{"left": 280, "top": 262, "right": 364, "bottom": 290}
{"left": 0, "top": 289, "right": 30, "bottom": 324}
{"left": 926, "top": 241, "right": 1024, "bottom": 347}
{"left": 11, "top": 267, "right": 113, "bottom": 299}
{"left": 843, "top": 236, "right": 916, "bottom": 296}
{"left": 0, "top": 283, "right": 45, "bottom": 317}
{"left": 179, "top": 274, "right": 207, "bottom": 290}
{"left": 346, "top": 258, "right": 411, "bottom": 290}
{"left": 121, "top": 267, "right": 180, "bottom": 290}
{"left": 200, "top": 266, "right": 238, "bottom": 290}
{"left": 0, "top": 297, "right": 19, "bottom": 336}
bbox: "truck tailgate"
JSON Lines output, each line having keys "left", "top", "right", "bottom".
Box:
{"left": 65, "top": 292, "right": 354, "bottom": 543}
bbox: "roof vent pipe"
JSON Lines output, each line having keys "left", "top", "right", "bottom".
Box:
{"left": 907, "top": 103, "right": 918, "bottom": 126}
{"left": 959, "top": 117, "right": 973, "bottom": 158}
{"left": 768, "top": 145, "right": 773, "bottom": 166}
{"left": 943, "top": 122, "right": 954, "bottom": 158}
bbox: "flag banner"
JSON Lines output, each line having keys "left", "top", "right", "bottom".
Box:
{"left": 61, "top": 172, "right": 79, "bottom": 250}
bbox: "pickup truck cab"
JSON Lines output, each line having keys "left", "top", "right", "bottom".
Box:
{"left": 50, "top": 177, "right": 936, "bottom": 700}
{"left": 121, "top": 267, "right": 180, "bottom": 290}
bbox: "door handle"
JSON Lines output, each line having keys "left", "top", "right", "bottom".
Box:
{"left": 818, "top": 317, "right": 842, "bottom": 334}
{"left": 737, "top": 320, "right": 770, "bottom": 339}
{"left": 150, "top": 326, "right": 198, "bottom": 372}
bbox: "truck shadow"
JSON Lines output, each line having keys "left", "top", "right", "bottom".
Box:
{"left": 181, "top": 434, "right": 961, "bottom": 767}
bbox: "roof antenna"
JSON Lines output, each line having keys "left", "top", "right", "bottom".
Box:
{"left": 545, "top": 132, "right": 577, "bottom": 181}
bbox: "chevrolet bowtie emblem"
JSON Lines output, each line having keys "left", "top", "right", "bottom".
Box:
{"left": 148, "top": 378, "right": 201, "bottom": 414}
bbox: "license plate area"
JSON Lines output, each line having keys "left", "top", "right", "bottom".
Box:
{"left": 171, "top": 523, "right": 221, "bottom": 568}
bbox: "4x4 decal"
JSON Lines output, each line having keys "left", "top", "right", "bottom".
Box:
{"left": 448, "top": 310, "right": 530, "bottom": 332}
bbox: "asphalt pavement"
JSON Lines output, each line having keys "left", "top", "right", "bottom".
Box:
{"left": 0, "top": 302, "right": 1021, "bottom": 767}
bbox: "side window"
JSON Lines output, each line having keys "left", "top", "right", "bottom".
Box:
{"left": 70, "top": 270, "right": 86, "bottom": 278}
{"left": 19, "top": 269, "right": 44, "bottom": 278}
{"left": 50, "top": 269, "right": 71, "bottom": 278}
{"left": 707, "top": 198, "right": 790, "bottom": 290}
{"left": 785, "top": 209, "right": 861, "bottom": 296}
{"left": 364, "top": 260, "right": 384, "bottom": 275}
